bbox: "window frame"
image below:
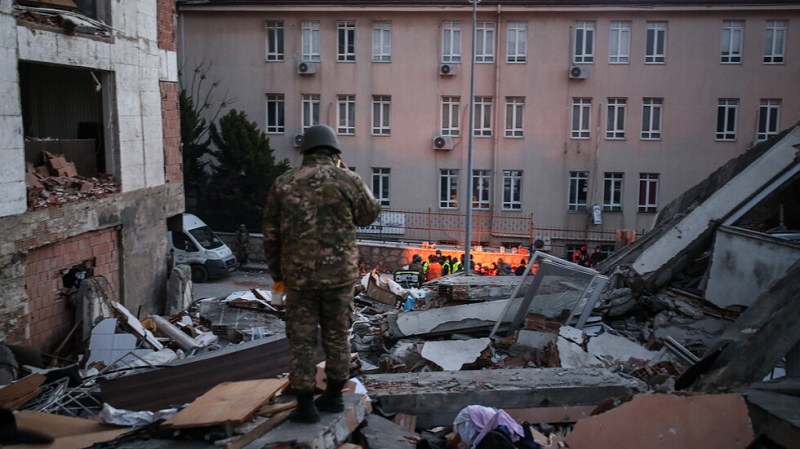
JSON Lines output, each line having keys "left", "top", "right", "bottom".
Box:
{"left": 372, "top": 95, "right": 392, "bottom": 136}
{"left": 476, "top": 22, "right": 496, "bottom": 63}
{"left": 301, "top": 94, "right": 320, "bottom": 131}
{"left": 337, "top": 21, "right": 356, "bottom": 62}
{"left": 606, "top": 98, "right": 626, "bottom": 140}
{"left": 645, "top": 21, "right": 667, "bottom": 64}
{"left": 568, "top": 171, "right": 589, "bottom": 212}
{"left": 472, "top": 169, "right": 491, "bottom": 210}
{"left": 764, "top": 20, "right": 787, "bottom": 64}
{"left": 266, "top": 21, "right": 284, "bottom": 62}
{"left": 574, "top": 21, "right": 595, "bottom": 64}
{"left": 372, "top": 21, "right": 392, "bottom": 62}
{"left": 266, "top": 93, "right": 285, "bottom": 134}
{"left": 638, "top": 173, "right": 659, "bottom": 213}
{"left": 603, "top": 172, "right": 624, "bottom": 212}
{"left": 301, "top": 21, "right": 321, "bottom": 62}
{"left": 502, "top": 170, "right": 523, "bottom": 210}
{"left": 757, "top": 99, "right": 781, "bottom": 141}
{"left": 609, "top": 21, "right": 631, "bottom": 64}
{"left": 336, "top": 95, "right": 356, "bottom": 135}
{"left": 571, "top": 98, "right": 592, "bottom": 139}
{"left": 439, "top": 169, "right": 459, "bottom": 209}
{"left": 506, "top": 22, "right": 527, "bottom": 63}
{"left": 505, "top": 97, "right": 525, "bottom": 138}
{"left": 716, "top": 98, "right": 739, "bottom": 141}
{"left": 641, "top": 98, "right": 663, "bottom": 140}
{"left": 372, "top": 167, "right": 390, "bottom": 208}
{"left": 721, "top": 20, "right": 744, "bottom": 64}
{"left": 474, "top": 97, "right": 493, "bottom": 137}
{"left": 442, "top": 21, "right": 462, "bottom": 63}
{"left": 441, "top": 96, "right": 461, "bottom": 137}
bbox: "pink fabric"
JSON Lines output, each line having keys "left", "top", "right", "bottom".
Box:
{"left": 462, "top": 405, "right": 524, "bottom": 447}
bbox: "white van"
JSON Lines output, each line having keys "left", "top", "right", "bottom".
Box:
{"left": 168, "top": 213, "right": 238, "bottom": 283}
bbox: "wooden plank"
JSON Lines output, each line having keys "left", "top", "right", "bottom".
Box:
{"left": 223, "top": 410, "right": 291, "bottom": 449}
{"left": 15, "top": 411, "right": 120, "bottom": 437}
{"left": 11, "top": 429, "right": 129, "bottom": 449}
{"left": 257, "top": 400, "right": 296, "bottom": 416}
{"left": 164, "top": 378, "right": 289, "bottom": 428}
{"left": 0, "top": 374, "right": 45, "bottom": 410}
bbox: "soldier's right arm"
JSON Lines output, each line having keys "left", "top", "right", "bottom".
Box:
{"left": 262, "top": 186, "right": 283, "bottom": 282}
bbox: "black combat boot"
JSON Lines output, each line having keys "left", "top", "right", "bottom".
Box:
{"left": 315, "top": 379, "right": 347, "bottom": 413}
{"left": 289, "top": 391, "right": 320, "bottom": 424}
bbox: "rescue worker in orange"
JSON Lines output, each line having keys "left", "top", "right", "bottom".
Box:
{"left": 425, "top": 254, "right": 443, "bottom": 281}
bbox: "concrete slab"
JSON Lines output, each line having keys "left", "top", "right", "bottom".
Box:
{"left": 737, "top": 386, "right": 800, "bottom": 449}
{"left": 516, "top": 330, "right": 557, "bottom": 349}
{"left": 557, "top": 337, "right": 604, "bottom": 368}
{"left": 359, "top": 414, "right": 419, "bottom": 449}
{"left": 387, "top": 299, "right": 514, "bottom": 338}
{"left": 420, "top": 338, "right": 492, "bottom": 370}
{"left": 360, "top": 368, "right": 641, "bottom": 428}
{"left": 430, "top": 275, "right": 529, "bottom": 302}
{"left": 242, "top": 393, "right": 368, "bottom": 449}
{"left": 586, "top": 332, "right": 658, "bottom": 365}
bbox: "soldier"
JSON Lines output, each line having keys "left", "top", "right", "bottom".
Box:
{"left": 262, "top": 124, "right": 380, "bottom": 423}
{"left": 234, "top": 223, "right": 250, "bottom": 265}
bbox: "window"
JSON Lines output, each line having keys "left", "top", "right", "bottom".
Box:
{"left": 638, "top": 173, "right": 659, "bottom": 213}
{"left": 442, "top": 22, "right": 462, "bottom": 63}
{"left": 571, "top": 98, "right": 592, "bottom": 139}
{"left": 568, "top": 171, "right": 589, "bottom": 211}
{"left": 439, "top": 169, "right": 459, "bottom": 209}
{"left": 302, "top": 94, "right": 320, "bottom": 130}
{"left": 372, "top": 95, "right": 391, "bottom": 135}
{"left": 609, "top": 21, "right": 631, "bottom": 64}
{"left": 266, "top": 94, "right": 284, "bottom": 134}
{"left": 606, "top": 98, "right": 626, "bottom": 139}
{"left": 603, "top": 173, "right": 623, "bottom": 212}
{"left": 574, "top": 21, "right": 595, "bottom": 63}
{"left": 373, "top": 22, "right": 392, "bottom": 62}
{"left": 441, "top": 96, "right": 460, "bottom": 136}
{"left": 757, "top": 99, "right": 781, "bottom": 141}
{"left": 505, "top": 97, "right": 524, "bottom": 138}
{"left": 337, "top": 95, "right": 355, "bottom": 135}
{"left": 507, "top": 22, "right": 527, "bottom": 63}
{"left": 372, "top": 168, "right": 390, "bottom": 207}
{"left": 641, "top": 98, "right": 662, "bottom": 140}
{"left": 338, "top": 21, "right": 356, "bottom": 62}
{"left": 476, "top": 22, "right": 496, "bottom": 63}
{"left": 645, "top": 21, "right": 667, "bottom": 64}
{"left": 721, "top": 20, "right": 744, "bottom": 64}
{"left": 473, "top": 170, "right": 491, "bottom": 210}
{"left": 301, "top": 21, "right": 321, "bottom": 62}
{"left": 764, "top": 20, "right": 786, "bottom": 64}
{"left": 266, "top": 21, "right": 284, "bottom": 61}
{"left": 716, "top": 99, "right": 738, "bottom": 141}
{"left": 502, "top": 170, "right": 523, "bottom": 210}
{"left": 474, "top": 97, "right": 493, "bottom": 137}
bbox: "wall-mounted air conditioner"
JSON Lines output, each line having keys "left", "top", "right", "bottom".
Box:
{"left": 568, "top": 65, "right": 591, "bottom": 80}
{"left": 439, "top": 63, "right": 458, "bottom": 76}
{"left": 433, "top": 134, "right": 454, "bottom": 150}
{"left": 532, "top": 235, "right": 552, "bottom": 251}
{"left": 293, "top": 133, "right": 304, "bottom": 148}
{"left": 297, "top": 61, "right": 317, "bottom": 75}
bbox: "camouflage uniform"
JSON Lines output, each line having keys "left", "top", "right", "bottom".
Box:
{"left": 262, "top": 152, "right": 380, "bottom": 391}
{"left": 234, "top": 224, "right": 250, "bottom": 265}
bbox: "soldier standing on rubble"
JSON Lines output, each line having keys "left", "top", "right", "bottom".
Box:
{"left": 262, "top": 124, "right": 381, "bottom": 424}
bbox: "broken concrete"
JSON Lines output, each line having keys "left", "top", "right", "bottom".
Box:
{"left": 586, "top": 332, "right": 658, "bottom": 365}
{"left": 386, "top": 299, "right": 513, "bottom": 338}
{"left": 358, "top": 414, "right": 420, "bottom": 449}
{"left": 360, "top": 368, "right": 643, "bottom": 427}
{"left": 737, "top": 379, "right": 800, "bottom": 449}
{"left": 420, "top": 338, "right": 492, "bottom": 370}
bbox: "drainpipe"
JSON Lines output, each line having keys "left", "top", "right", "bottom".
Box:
{"left": 492, "top": 4, "right": 502, "bottom": 222}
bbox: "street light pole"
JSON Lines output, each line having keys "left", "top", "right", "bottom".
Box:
{"left": 464, "top": 0, "right": 478, "bottom": 276}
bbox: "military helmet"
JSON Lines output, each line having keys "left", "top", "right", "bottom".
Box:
{"left": 301, "top": 124, "right": 341, "bottom": 154}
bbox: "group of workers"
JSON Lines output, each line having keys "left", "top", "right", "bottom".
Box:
{"left": 408, "top": 250, "right": 465, "bottom": 281}
{"left": 571, "top": 245, "right": 607, "bottom": 268}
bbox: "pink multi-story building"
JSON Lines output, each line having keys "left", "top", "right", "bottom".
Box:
{"left": 177, "top": 0, "right": 800, "bottom": 256}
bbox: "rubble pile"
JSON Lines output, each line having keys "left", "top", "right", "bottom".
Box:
{"left": 26, "top": 151, "right": 120, "bottom": 210}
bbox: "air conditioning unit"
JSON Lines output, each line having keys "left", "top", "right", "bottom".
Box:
{"left": 297, "top": 61, "right": 317, "bottom": 75}
{"left": 568, "top": 65, "right": 591, "bottom": 79}
{"left": 293, "top": 133, "right": 304, "bottom": 148}
{"left": 433, "top": 134, "right": 454, "bottom": 150}
{"left": 532, "top": 235, "right": 552, "bottom": 251}
{"left": 439, "top": 63, "right": 458, "bottom": 76}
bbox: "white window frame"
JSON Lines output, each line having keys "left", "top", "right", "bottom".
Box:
{"left": 442, "top": 21, "right": 462, "bottom": 63}
{"left": 338, "top": 21, "right": 356, "bottom": 62}
{"left": 502, "top": 170, "right": 523, "bottom": 210}
{"left": 372, "top": 95, "right": 391, "bottom": 136}
{"left": 441, "top": 96, "right": 460, "bottom": 137}
{"left": 372, "top": 21, "right": 392, "bottom": 62}
{"left": 301, "top": 21, "right": 321, "bottom": 62}
{"left": 301, "top": 94, "right": 320, "bottom": 131}
{"left": 716, "top": 98, "right": 739, "bottom": 141}
{"left": 764, "top": 20, "right": 786, "bottom": 64}
{"left": 474, "top": 97, "right": 493, "bottom": 137}
{"left": 641, "top": 98, "right": 663, "bottom": 140}
{"left": 337, "top": 95, "right": 355, "bottom": 135}
{"left": 266, "top": 21, "right": 284, "bottom": 62}
{"left": 568, "top": 171, "right": 589, "bottom": 212}
{"left": 372, "top": 168, "right": 390, "bottom": 208}
{"left": 721, "top": 20, "right": 744, "bottom": 64}
{"left": 571, "top": 98, "right": 592, "bottom": 139}
{"left": 606, "top": 98, "right": 626, "bottom": 140}
{"left": 645, "top": 21, "right": 667, "bottom": 64}
{"left": 757, "top": 99, "right": 781, "bottom": 141}
{"left": 476, "top": 22, "right": 496, "bottom": 63}
{"left": 505, "top": 97, "right": 524, "bottom": 138}
{"left": 574, "top": 21, "right": 595, "bottom": 64}
{"left": 472, "top": 170, "right": 491, "bottom": 210}
{"left": 603, "top": 172, "right": 623, "bottom": 212}
{"left": 439, "top": 169, "right": 459, "bottom": 209}
{"left": 506, "top": 22, "right": 527, "bottom": 63}
{"left": 638, "top": 173, "right": 659, "bottom": 213}
{"left": 609, "top": 21, "right": 631, "bottom": 64}
{"left": 266, "top": 93, "right": 285, "bottom": 134}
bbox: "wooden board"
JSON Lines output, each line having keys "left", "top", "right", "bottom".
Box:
{"left": 0, "top": 373, "right": 45, "bottom": 410}
{"left": 164, "top": 378, "right": 289, "bottom": 428}
{"left": 13, "top": 412, "right": 129, "bottom": 449}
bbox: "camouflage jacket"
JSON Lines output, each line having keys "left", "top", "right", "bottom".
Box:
{"left": 262, "top": 153, "right": 381, "bottom": 291}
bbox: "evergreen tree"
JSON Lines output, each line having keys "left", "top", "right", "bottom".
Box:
{"left": 179, "top": 89, "right": 210, "bottom": 209}
{"left": 206, "top": 109, "right": 290, "bottom": 231}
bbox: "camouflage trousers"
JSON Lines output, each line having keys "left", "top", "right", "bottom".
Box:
{"left": 285, "top": 285, "right": 354, "bottom": 391}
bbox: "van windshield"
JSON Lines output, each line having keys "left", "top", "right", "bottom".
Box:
{"left": 188, "top": 226, "right": 225, "bottom": 250}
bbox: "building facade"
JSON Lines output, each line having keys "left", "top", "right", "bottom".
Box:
{"left": 176, "top": 0, "right": 800, "bottom": 256}
{"left": 0, "top": 0, "right": 184, "bottom": 351}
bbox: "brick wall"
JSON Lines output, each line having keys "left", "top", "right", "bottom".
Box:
{"left": 157, "top": 0, "right": 176, "bottom": 51}
{"left": 161, "top": 81, "right": 182, "bottom": 184}
{"left": 24, "top": 228, "right": 120, "bottom": 351}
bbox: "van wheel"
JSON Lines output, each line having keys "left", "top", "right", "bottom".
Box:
{"left": 191, "top": 265, "right": 209, "bottom": 283}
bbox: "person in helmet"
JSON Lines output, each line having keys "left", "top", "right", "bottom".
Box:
{"left": 262, "top": 124, "right": 380, "bottom": 423}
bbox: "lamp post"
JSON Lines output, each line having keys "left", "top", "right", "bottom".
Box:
{"left": 464, "top": 0, "right": 478, "bottom": 276}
